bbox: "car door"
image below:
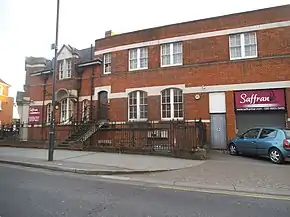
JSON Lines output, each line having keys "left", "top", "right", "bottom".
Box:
{"left": 236, "top": 128, "right": 261, "bottom": 154}
{"left": 256, "top": 128, "right": 277, "bottom": 156}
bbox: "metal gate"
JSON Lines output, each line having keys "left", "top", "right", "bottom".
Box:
{"left": 236, "top": 111, "right": 286, "bottom": 135}
{"left": 210, "top": 113, "right": 227, "bottom": 149}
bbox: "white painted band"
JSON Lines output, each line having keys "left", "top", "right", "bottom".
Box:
{"left": 25, "top": 119, "right": 211, "bottom": 127}
{"left": 95, "top": 20, "right": 290, "bottom": 56}
{"left": 30, "top": 80, "right": 290, "bottom": 106}
{"left": 25, "top": 64, "right": 46, "bottom": 68}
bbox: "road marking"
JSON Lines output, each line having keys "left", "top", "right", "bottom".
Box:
{"left": 157, "top": 185, "right": 290, "bottom": 201}
{"left": 97, "top": 175, "right": 131, "bottom": 181}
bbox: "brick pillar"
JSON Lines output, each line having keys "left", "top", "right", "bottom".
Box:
{"left": 226, "top": 91, "right": 236, "bottom": 140}
{"left": 148, "top": 95, "right": 160, "bottom": 121}
{"left": 286, "top": 88, "right": 290, "bottom": 128}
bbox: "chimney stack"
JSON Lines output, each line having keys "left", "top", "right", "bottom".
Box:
{"left": 105, "top": 30, "right": 112, "bottom": 37}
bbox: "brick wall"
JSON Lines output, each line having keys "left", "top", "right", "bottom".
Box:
{"left": 25, "top": 5, "right": 290, "bottom": 143}
{"left": 95, "top": 5, "right": 290, "bottom": 50}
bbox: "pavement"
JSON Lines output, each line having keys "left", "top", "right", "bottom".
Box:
{"left": 0, "top": 147, "right": 202, "bottom": 174}
{"left": 1, "top": 164, "right": 290, "bottom": 217}
{"left": 0, "top": 147, "right": 290, "bottom": 197}
{"left": 119, "top": 152, "right": 290, "bottom": 196}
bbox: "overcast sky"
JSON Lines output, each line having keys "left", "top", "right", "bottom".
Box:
{"left": 0, "top": 0, "right": 289, "bottom": 118}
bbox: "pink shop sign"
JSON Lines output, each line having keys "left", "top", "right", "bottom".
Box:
{"left": 28, "top": 107, "right": 41, "bottom": 123}
{"left": 234, "top": 89, "right": 286, "bottom": 111}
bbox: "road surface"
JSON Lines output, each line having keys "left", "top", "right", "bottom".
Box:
{"left": 0, "top": 164, "right": 289, "bottom": 217}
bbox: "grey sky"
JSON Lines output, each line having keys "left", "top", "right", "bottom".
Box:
{"left": 0, "top": 0, "right": 289, "bottom": 118}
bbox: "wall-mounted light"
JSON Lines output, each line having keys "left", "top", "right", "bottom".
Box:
{"left": 194, "top": 94, "right": 201, "bottom": 100}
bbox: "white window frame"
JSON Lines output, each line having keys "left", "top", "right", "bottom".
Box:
{"left": 82, "top": 99, "right": 89, "bottom": 122}
{"left": 129, "top": 47, "right": 148, "bottom": 71}
{"left": 60, "top": 98, "right": 73, "bottom": 124}
{"left": 160, "top": 42, "right": 183, "bottom": 67}
{"left": 58, "top": 59, "right": 72, "bottom": 80}
{"left": 103, "top": 53, "right": 112, "bottom": 74}
{"left": 128, "top": 91, "right": 148, "bottom": 121}
{"left": 59, "top": 60, "right": 64, "bottom": 80}
{"left": 0, "top": 86, "right": 3, "bottom": 95}
{"left": 46, "top": 104, "right": 52, "bottom": 124}
{"left": 0, "top": 101, "right": 2, "bottom": 111}
{"left": 66, "top": 59, "right": 72, "bottom": 78}
{"left": 229, "top": 32, "right": 258, "bottom": 60}
{"left": 161, "top": 88, "right": 184, "bottom": 121}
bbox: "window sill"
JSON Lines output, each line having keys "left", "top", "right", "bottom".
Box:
{"left": 128, "top": 119, "right": 148, "bottom": 122}
{"left": 103, "top": 72, "right": 111, "bottom": 75}
{"left": 230, "top": 55, "right": 258, "bottom": 61}
{"left": 59, "top": 77, "right": 72, "bottom": 81}
{"left": 129, "top": 67, "right": 148, "bottom": 72}
{"left": 161, "top": 63, "right": 183, "bottom": 68}
{"left": 161, "top": 118, "right": 184, "bottom": 121}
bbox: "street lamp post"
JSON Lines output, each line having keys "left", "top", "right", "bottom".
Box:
{"left": 48, "top": 0, "right": 60, "bottom": 161}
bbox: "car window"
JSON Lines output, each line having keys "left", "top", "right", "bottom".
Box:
{"left": 283, "top": 130, "right": 290, "bottom": 139}
{"left": 259, "top": 129, "right": 277, "bottom": 139}
{"left": 242, "top": 128, "right": 260, "bottom": 139}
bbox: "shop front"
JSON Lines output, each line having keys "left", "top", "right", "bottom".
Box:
{"left": 234, "top": 89, "right": 287, "bottom": 134}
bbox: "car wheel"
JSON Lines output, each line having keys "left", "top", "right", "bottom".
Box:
{"left": 229, "top": 143, "right": 238, "bottom": 155}
{"left": 269, "top": 148, "right": 284, "bottom": 164}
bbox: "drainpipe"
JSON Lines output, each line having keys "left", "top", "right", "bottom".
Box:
{"left": 90, "top": 44, "right": 94, "bottom": 121}
{"left": 41, "top": 76, "right": 48, "bottom": 140}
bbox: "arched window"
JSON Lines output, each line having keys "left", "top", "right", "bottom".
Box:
{"left": 46, "top": 103, "right": 52, "bottom": 123}
{"left": 82, "top": 99, "right": 90, "bottom": 122}
{"left": 128, "top": 91, "right": 148, "bottom": 121}
{"left": 60, "top": 98, "right": 73, "bottom": 123}
{"left": 161, "top": 88, "right": 183, "bottom": 120}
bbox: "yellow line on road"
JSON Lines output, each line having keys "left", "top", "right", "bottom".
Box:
{"left": 157, "top": 185, "right": 290, "bottom": 201}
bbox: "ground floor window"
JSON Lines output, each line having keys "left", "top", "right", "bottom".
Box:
{"left": 161, "top": 88, "right": 183, "bottom": 120}
{"left": 46, "top": 104, "right": 52, "bottom": 123}
{"left": 60, "top": 98, "right": 73, "bottom": 123}
{"left": 82, "top": 99, "right": 89, "bottom": 122}
{"left": 128, "top": 91, "right": 148, "bottom": 121}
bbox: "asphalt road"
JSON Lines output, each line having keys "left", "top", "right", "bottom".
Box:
{"left": 0, "top": 165, "right": 289, "bottom": 217}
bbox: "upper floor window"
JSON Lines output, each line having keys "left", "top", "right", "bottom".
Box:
{"left": 59, "top": 60, "right": 64, "bottom": 79}
{"left": 229, "top": 32, "right": 257, "bottom": 60}
{"left": 161, "top": 42, "right": 183, "bottom": 67}
{"left": 103, "top": 53, "right": 112, "bottom": 74}
{"left": 67, "top": 59, "right": 72, "bottom": 78}
{"left": 161, "top": 88, "right": 183, "bottom": 120}
{"left": 0, "top": 86, "right": 3, "bottom": 95}
{"left": 129, "top": 47, "right": 148, "bottom": 70}
{"left": 128, "top": 91, "right": 148, "bottom": 121}
{"left": 58, "top": 59, "right": 72, "bottom": 80}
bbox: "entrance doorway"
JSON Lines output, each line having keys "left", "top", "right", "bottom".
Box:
{"left": 97, "top": 91, "right": 108, "bottom": 121}
{"left": 210, "top": 113, "right": 227, "bottom": 149}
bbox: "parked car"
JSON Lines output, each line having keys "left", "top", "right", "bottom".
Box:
{"left": 228, "top": 127, "right": 290, "bottom": 164}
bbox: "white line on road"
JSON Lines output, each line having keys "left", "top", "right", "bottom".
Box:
{"left": 97, "top": 175, "right": 131, "bottom": 181}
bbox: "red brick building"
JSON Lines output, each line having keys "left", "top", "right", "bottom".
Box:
{"left": 20, "top": 5, "right": 290, "bottom": 149}
{"left": 0, "top": 79, "right": 14, "bottom": 125}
